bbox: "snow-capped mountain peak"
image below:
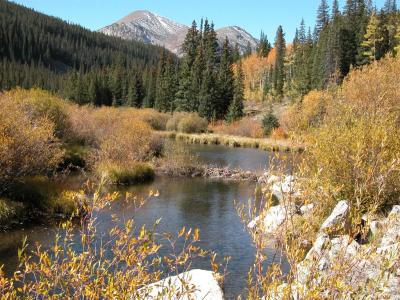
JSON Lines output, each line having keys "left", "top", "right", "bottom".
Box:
{"left": 99, "top": 10, "right": 258, "bottom": 56}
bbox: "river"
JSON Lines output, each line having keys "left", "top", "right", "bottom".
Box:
{"left": 0, "top": 144, "right": 289, "bottom": 299}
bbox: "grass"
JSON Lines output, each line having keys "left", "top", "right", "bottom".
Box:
{"left": 98, "top": 162, "right": 155, "bottom": 185}
{"left": 157, "top": 131, "right": 303, "bottom": 152}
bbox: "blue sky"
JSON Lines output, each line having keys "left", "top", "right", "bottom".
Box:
{"left": 12, "top": 0, "right": 387, "bottom": 42}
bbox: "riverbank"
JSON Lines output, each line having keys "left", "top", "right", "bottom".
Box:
{"left": 157, "top": 131, "right": 303, "bottom": 152}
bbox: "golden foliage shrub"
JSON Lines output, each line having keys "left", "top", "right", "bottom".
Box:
{"left": 166, "top": 112, "right": 190, "bottom": 131}
{"left": 5, "top": 88, "right": 70, "bottom": 138}
{"left": 303, "top": 57, "right": 400, "bottom": 214}
{"left": 135, "top": 108, "right": 171, "bottom": 131}
{"left": 0, "top": 94, "right": 63, "bottom": 192}
{"left": 166, "top": 112, "right": 208, "bottom": 133}
{"left": 96, "top": 116, "right": 152, "bottom": 164}
{"left": 281, "top": 90, "right": 331, "bottom": 133}
{"left": 210, "top": 118, "right": 264, "bottom": 138}
{"left": 177, "top": 113, "right": 208, "bottom": 133}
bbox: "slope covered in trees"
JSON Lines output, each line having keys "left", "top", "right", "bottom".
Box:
{"left": 0, "top": 0, "right": 166, "bottom": 106}
{"left": 0, "top": 1, "right": 244, "bottom": 120}
{"left": 241, "top": 0, "right": 400, "bottom": 102}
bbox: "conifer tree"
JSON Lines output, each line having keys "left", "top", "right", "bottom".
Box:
{"left": 226, "top": 61, "right": 245, "bottom": 122}
{"left": 361, "top": 12, "right": 384, "bottom": 63}
{"left": 127, "top": 74, "right": 143, "bottom": 107}
{"left": 273, "top": 26, "right": 286, "bottom": 97}
{"left": 217, "top": 38, "right": 235, "bottom": 118}
{"left": 198, "top": 65, "right": 217, "bottom": 120}
{"left": 257, "top": 31, "right": 271, "bottom": 57}
{"left": 316, "top": 0, "right": 330, "bottom": 36}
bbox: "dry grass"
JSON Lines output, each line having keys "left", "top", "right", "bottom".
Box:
{"left": 159, "top": 131, "right": 300, "bottom": 152}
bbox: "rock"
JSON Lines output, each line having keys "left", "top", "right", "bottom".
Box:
{"left": 271, "top": 176, "right": 296, "bottom": 201}
{"left": 300, "top": 203, "right": 314, "bottom": 215}
{"left": 380, "top": 205, "right": 400, "bottom": 248}
{"left": 138, "top": 269, "right": 224, "bottom": 300}
{"left": 369, "top": 220, "right": 383, "bottom": 236}
{"left": 320, "top": 200, "right": 350, "bottom": 235}
{"left": 248, "top": 204, "right": 296, "bottom": 235}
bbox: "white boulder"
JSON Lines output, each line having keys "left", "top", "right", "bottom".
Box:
{"left": 138, "top": 269, "right": 224, "bottom": 300}
{"left": 248, "top": 204, "right": 296, "bottom": 235}
{"left": 320, "top": 200, "right": 350, "bottom": 234}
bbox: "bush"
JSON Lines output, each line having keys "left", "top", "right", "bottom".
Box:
{"left": 136, "top": 109, "right": 171, "bottom": 131}
{"left": 0, "top": 94, "right": 63, "bottom": 193}
{"left": 209, "top": 118, "right": 264, "bottom": 138}
{"left": 177, "top": 113, "right": 208, "bottom": 133}
{"left": 96, "top": 118, "right": 152, "bottom": 164}
{"left": 5, "top": 88, "right": 71, "bottom": 138}
{"left": 304, "top": 57, "right": 400, "bottom": 214}
{"left": 166, "top": 112, "right": 191, "bottom": 131}
{"left": 99, "top": 162, "right": 155, "bottom": 185}
{"left": 262, "top": 112, "right": 280, "bottom": 136}
{"left": 166, "top": 112, "right": 208, "bottom": 133}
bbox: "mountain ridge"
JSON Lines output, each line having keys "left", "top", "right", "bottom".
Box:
{"left": 99, "top": 10, "right": 258, "bottom": 56}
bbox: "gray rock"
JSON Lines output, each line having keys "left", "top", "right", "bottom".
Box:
{"left": 248, "top": 204, "right": 296, "bottom": 235}
{"left": 320, "top": 200, "right": 350, "bottom": 235}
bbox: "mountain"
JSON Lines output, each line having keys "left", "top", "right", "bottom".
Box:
{"left": 99, "top": 10, "right": 258, "bottom": 56}
{"left": 0, "top": 0, "right": 165, "bottom": 105}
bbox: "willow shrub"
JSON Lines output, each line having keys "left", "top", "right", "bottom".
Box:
{"left": 0, "top": 94, "right": 63, "bottom": 193}
{"left": 5, "top": 88, "right": 71, "bottom": 138}
{"left": 303, "top": 57, "right": 400, "bottom": 214}
{"left": 166, "top": 112, "right": 208, "bottom": 133}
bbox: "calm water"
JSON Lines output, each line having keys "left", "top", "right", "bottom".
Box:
{"left": 0, "top": 144, "right": 288, "bottom": 299}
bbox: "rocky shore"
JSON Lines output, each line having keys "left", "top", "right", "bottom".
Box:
{"left": 250, "top": 174, "right": 400, "bottom": 299}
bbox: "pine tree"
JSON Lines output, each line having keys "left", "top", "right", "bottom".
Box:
{"left": 127, "top": 74, "right": 143, "bottom": 107}
{"left": 384, "top": 0, "right": 397, "bottom": 13}
{"left": 198, "top": 65, "right": 217, "bottom": 120}
{"left": 155, "top": 54, "right": 176, "bottom": 112}
{"left": 257, "top": 31, "right": 271, "bottom": 57}
{"left": 316, "top": 0, "right": 330, "bottom": 36}
{"left": 226, "top": 61, "right": 245, "bottom": 122}
{"left": 332, "top": 0, "right": 340, "bottom": 19}
{"left": 361, "top": 12, "right": 384, "bottom": 62}
{"left": 273, "top": 26, "right": 286, "bottom": 97}
{"left": 217, "top": 38, "right": 235, "bottom": 118}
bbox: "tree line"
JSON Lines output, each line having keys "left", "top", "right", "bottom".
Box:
{"left": 0, "top": 0, "right": 244, "bottom": 121}
{"left": 253, "top": 0, "right": 400, "bottom": 100}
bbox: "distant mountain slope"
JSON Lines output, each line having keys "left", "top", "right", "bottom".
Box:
{"left": 0, "top": 0, "right": 166, "bottom": 96}
{"left": 99, "top": 10, "right": 258, "bottom": 55}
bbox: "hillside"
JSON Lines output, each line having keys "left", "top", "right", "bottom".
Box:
{"left": 0, "top": 0, "right": 166, "bottom": 96}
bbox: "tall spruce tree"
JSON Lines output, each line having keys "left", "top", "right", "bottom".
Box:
{"left": 316, "top": 0, "right": 330, "bottom": 36}
{"left": 217, "top": 38, "right": 235, "bottom": 119}
{"left": 226, "top": 61, "right": 245, "bottom": 122}
{"left": 273, "top": 26, "right": 286, "bottom": 97}
{"left": 257, "top": 31, "right": 272, "bottom": 57}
